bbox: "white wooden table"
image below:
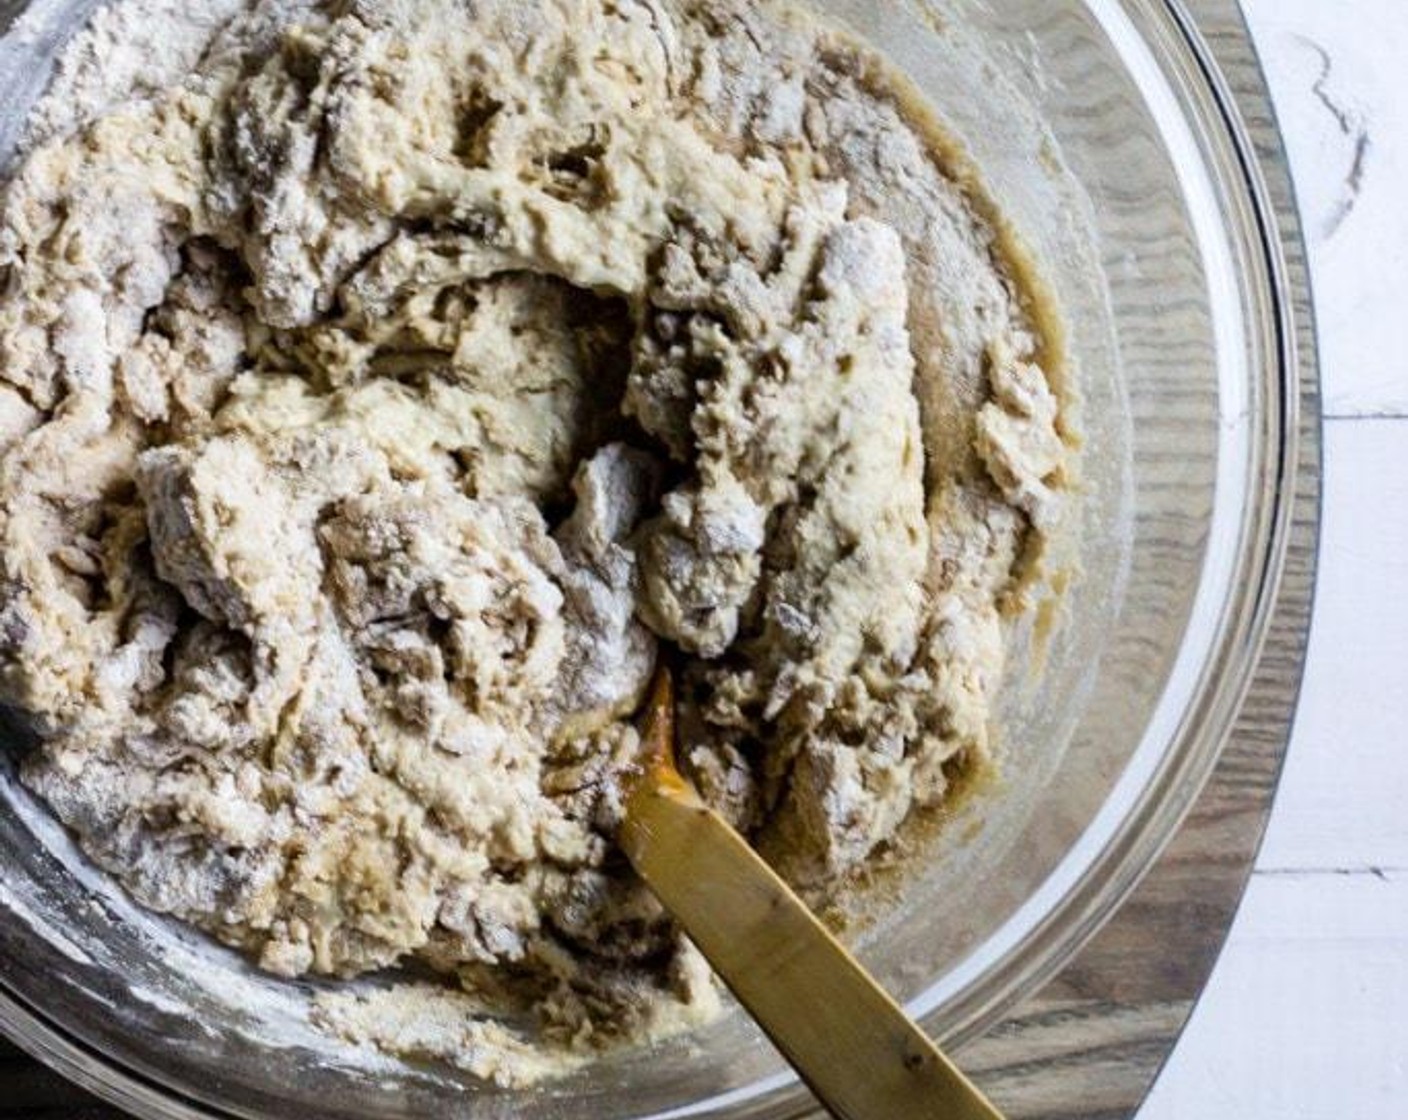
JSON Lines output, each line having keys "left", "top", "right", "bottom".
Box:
{"left": 1142, "top": 4, "right": 1408, "bottom": 1116}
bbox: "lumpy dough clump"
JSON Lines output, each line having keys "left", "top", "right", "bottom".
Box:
{"left": 0, "top": 0, "right": 1068, "bottom": 1083}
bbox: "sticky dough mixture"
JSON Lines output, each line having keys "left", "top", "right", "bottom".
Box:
{"left": 0, "top": 0, "right": 1067, "bottom": 1083}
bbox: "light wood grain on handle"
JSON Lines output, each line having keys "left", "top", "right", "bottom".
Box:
{"left": 620, "top": 774, "right": 1003, "bottom": 1120}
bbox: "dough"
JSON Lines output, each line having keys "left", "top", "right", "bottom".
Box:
{"left": 0, "top": 0, "right": 1068, "bottom": 1083}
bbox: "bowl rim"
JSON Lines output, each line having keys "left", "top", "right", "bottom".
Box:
{"left": 910, "top": 0, "right": 1309, "bottom": 1047}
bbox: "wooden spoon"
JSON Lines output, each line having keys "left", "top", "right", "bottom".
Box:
{"left": 619, "top": 663, "right": 1005, "bottom": 1120}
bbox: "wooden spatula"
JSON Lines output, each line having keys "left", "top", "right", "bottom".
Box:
{"left": 619, "top": 663, "right": 1005, "bottom": 1120}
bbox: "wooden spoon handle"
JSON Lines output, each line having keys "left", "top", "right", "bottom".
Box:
{"left": 620, "top": 777, "right": 1004, "bottom": 1120}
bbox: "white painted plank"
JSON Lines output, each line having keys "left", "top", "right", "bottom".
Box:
{"left": 1140, "top": 869, "right": 1408, "bottom": 1120}
{"left": 1242, "top": 0, "right": 1408, "bottom": 417}
{"left": 1255, "top": 418, "right": 1408, "bottom": 873}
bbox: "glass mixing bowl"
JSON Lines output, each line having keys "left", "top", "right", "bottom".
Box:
{"left": 0, "top": 0, "right": 1301, "bottom": 1117}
